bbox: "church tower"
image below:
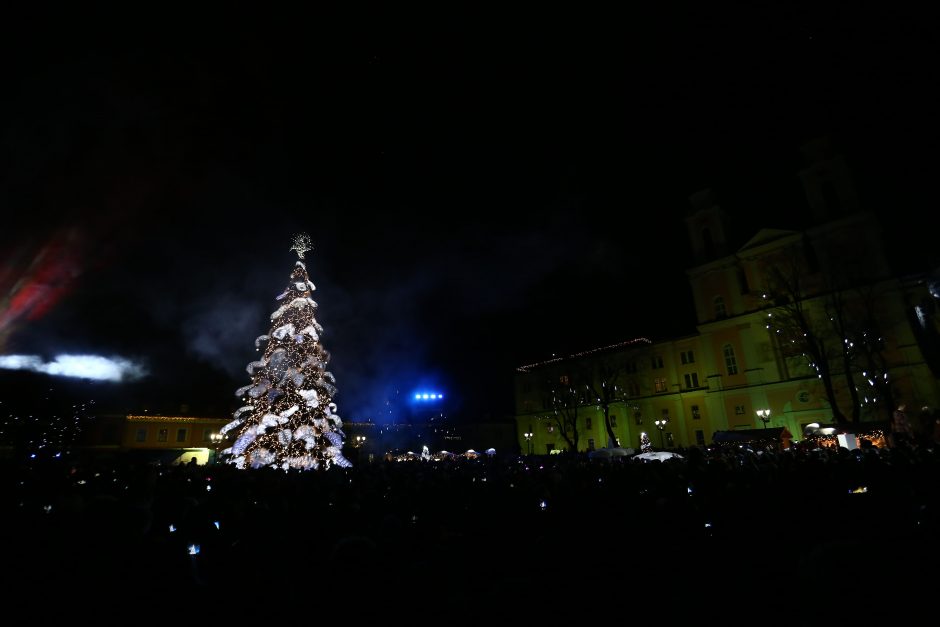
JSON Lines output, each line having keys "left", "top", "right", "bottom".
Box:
{"left": 797, "top": 136, "right": 860, "bottom": 223}
{"left": 685, "top": 188, "right": 732, "bottom": 265}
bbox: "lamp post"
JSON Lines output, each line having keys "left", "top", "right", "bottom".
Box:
{"left": 654, "top": 418, "right": 669, "bottom": 448}
{"left": 210, "top": 433, "right": 223, "bottom": 464}
{"left": 756, "top": 409, "right": 771, "bottom": 429}
{"left": 354, "top": 435, "right": 366, "bottom": 448}
{"left": 523, "top": 432, "right": 533, "bottom": 455}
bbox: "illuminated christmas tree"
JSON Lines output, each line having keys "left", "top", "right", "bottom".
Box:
{"left": 220, "top": 233, "right": 351, "bottom": 470}
{"left": 640, "top": 431, "right": 652, "bottom": 453}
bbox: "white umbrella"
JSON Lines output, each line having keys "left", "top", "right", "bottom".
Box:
{"left": 588, "top": 447, "right": 636, "bottom": 459}
{"left": 632, "top": 451, "right": 684, "bottom": 462}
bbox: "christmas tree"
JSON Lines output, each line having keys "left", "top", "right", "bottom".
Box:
{"left": 640, "top": 431, "right": 652, "bottom": 453}
{"left": 220, "top": 233, "right": 351, "bottom": 470}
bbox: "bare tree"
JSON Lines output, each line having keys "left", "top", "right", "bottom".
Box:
{"left": 582, "top": 358, "right": 626, "bottom": 447}
{"left": 766, "top": 254, "right": 849, "bottom": 424}
{"left": 766, "top": 241, "right": 896, "bottom": 425}
{"left": 539, "top": 371, "right": 588, "bottom": 452}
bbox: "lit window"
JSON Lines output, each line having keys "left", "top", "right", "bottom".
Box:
{"left": 654, "top": 377, "right": 668, "bottom": 393}
{"left": 157, "top": 429, "right": 168, "bottom": 442}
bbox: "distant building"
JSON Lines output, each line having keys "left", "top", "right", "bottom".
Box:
{"left": 78, "top": 414, "right": 229, "bottom": 465}
{"left": 514, "top": 139, "right": 940, "bottom": 452}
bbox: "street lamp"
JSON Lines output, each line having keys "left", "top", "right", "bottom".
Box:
{"left": 756, "top": 409, "right": 771, "bottom": 429}
{"left": 654, "top": 418, "right": 669, "bottom": 448}
{"left": 210, "top": 433, "right": 223, "bottom": 463}
{"left": 523, "top": 432, "right": 533, "bottom": 455}
{"left": 354, "top": 435, "right": 367, "bottom": 448}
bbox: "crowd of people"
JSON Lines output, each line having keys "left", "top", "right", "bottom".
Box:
{"left": 1, "top": 438, "right": 937, "bottom": 624}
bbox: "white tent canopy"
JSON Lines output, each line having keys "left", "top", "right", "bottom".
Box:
{"left": 632, "top": 451, "right": 684, "bottom": 462}
{"left": 588, "top": 447, "right": 636, "bottom": 459}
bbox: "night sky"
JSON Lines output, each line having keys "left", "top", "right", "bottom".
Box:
{"left": 1, "top": 5, "right": 936, "bottom": 422}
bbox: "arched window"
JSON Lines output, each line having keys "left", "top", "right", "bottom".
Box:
{"left": 702, "top": 227, "right": 716, "bottom": 259}
{"left": 723, "top": 344, "right": 738, "bottom": 375}
{"left": 714, "top": 296, "right": 727, "bottom": 319}
{"left": 820, "top": 180, "right": 842, "bottom": 215}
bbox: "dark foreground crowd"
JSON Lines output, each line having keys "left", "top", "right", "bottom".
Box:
{"left": 1, "top": 442, "right": 937, "bottom": 625}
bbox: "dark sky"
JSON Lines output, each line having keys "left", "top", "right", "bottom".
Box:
{"left": 1, "top": 5, "right": 936, "bottom": 421}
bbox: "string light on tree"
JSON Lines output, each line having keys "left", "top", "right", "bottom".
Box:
{"left": 219, "top": 232, "right": 351, "bottom": 471}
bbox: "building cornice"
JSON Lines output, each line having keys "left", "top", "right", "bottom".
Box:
{"left": 126, "top": 415, "right": 229, "bottom": 423}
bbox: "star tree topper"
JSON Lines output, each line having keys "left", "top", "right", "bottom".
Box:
{"left": 290, "top": 232, "right": 313, "bottom": 259}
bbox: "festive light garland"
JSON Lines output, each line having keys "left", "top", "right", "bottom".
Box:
{"left": 516, "top": 338, "right": 652, "bottom": 372}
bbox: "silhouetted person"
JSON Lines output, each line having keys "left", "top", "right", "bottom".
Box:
{"left": 891, "top": 404, "right": 914, "bottom": 447}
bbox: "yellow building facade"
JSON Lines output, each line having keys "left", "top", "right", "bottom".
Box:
{"left": 514, "top": 142, "right": 940, "bottom": 453}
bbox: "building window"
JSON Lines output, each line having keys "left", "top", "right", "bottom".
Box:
{"left": 680, "top": 350, "right": 695, "bottom": 364}
{"left": 559, "top": 375, "right": 569, "bottom": 385}
{"left": 588, "top": 438, "right": 596, "bottom": 451}
{"left": 723, "top": 344, "right": 738, "bottom": 375}
{"left": 695, "top": 429, "right": 705, "bottom": 446}
{"left": 661, "top": 409, "right": 670, "bottom": 419}
{"left": 585, "top": 417, "right": 592, "bottom": 430}
{"left": 714, "top": 296, "right": 726, "bottom": 319}
{"left": 627, "top": 381, "right": 640, "bottom": 397}
{"left": 176, "top": 428, "right": 187, "bottom": 442}
{"left": 651, "top": 355, "right": 664, "bottom": 369}
{"left": 735, "top": 405, "right": 746, "bottom": 415}
{"left": 634, "top": 410, "right": 643, "bottom": 425}
{"left": 691, "top": 405, "right": 701, "bottom": 420}
{"left": 135, "top": 428, "right": 147, "bottom": 442}
{"left": 522, "top": 382, "right": 531, "bottom": 393}
{"left": 665, "top": 432, "right": 674, "bottom": 447}
{"left": 545, "top": 443, "right": 554, "bottom": 455}
{"left": 684, "top": 372, "right": 699, "bottom": 388}
{"left": 102, "top": 425, "right": 119, "bottom": 445}
{"left": 654, "top": 377, "right": 667, "bottom": 393}
{"left": 737, "top": 267, "right": 750, "bottom": 294}
{"left": 202, "top": 428, "right": 214, "bottom": 442}
{"left": 157, "top": 429, "right": 168, "bottom": 442}
{"left": 610, "top": 415, "right": 617, "bottom": 428}
{"left": 625, "top": 361, "right": 637, "bottom": 374}
{"left": 821, "top": 179, "right": 842, "bottom": 215}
